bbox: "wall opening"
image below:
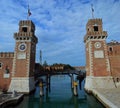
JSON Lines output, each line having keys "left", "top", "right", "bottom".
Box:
{"left": 94, "top": 26, "right": 98, "bottom": 31}
{"left": 22, "top": 27, "right": 27, "bottom": 32}
{"left": 0, "top": 62, "right": 2, "bottom": 69}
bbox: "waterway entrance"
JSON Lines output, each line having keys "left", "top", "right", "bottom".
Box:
{"left": 9, "top": 75, "right": 105, "bottom": 108}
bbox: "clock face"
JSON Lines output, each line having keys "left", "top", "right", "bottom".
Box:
{"left": 18, "top": 43, "right": 26, "bottom": 51}
{"left": 94, "top": 42, "right": 101, "bottom": 48}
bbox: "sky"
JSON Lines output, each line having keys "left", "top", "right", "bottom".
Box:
{"left": 0, "top": 0, "right": 120, "bottom": 66}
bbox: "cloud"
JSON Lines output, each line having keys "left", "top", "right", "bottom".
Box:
{"left": 0, "top": 0, "right": 120, "bottom": 66}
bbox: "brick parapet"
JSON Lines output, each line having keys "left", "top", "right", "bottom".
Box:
{"left": 87, "top": 18, "right": 102, "bottom": 25}
{"left": 19, "top": 20, "right": 35, "bottom": 28}
{"left": 0, "top": 52, "right": 14, "bottom": 58}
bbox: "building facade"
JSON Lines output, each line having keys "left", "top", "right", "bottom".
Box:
{"left": 0, "top": 20, "right": 38, "bottom": 93}
{"left": 84, "top": 18, "right": 120, "bottom": 91}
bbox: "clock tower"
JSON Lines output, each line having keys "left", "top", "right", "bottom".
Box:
{"left": 9, "top": 20, "right": 38, "bottom": 93}
{"left": 84, "top": 18, "right": 115, "bottom": 91}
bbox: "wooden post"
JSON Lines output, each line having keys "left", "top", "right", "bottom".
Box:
{"left": 46, "top": 74, "right": 51, "bottom": 93}
{"left": 39, "top": 81, "right": 44, "bottom": 96}
{"left": 71, "top": 74, "right": 74, "bottom": 89}
{"left": 48, "top": 75, "right": 51, "bottom": 92}
{"left": 73, "top": 81, "right": 78, "bottom": 96}
{"left": 46, "top": 75, "right": 48, "bottom": 92}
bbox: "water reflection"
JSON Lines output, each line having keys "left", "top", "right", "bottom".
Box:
{"left": 11, "top": 75, "right": 105, "bottom": 108}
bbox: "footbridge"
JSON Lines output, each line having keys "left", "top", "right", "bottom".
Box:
{"left": 35, "top": 70, "right": 86, "bottom": 96}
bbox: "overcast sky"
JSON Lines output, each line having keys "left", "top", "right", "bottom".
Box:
{"left": 0, "top": 0, "right": 120, "bottom": 66}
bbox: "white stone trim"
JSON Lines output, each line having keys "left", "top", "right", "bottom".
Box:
{"left": 9, "top": 77, "right": 35, "bottom": 93}
{"left": 85, "top": 39, "right": 106, "bottom": 44}
{"left": 12, "top": 51, "right": 16, "bottom": 77}
{"left": 27, "top": 43, "right": 31, "bottom": 76}
{"left": 16, "top": 40, "right": 32, "bottom": 42}
{"left": 103, "top": 41, "right": 111, "bottom": 73}
{"left": 88, "top": 42, "right": 93, "bottom": 76}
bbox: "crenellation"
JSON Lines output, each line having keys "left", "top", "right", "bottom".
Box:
{"left": 14, "top": 32, "right": 34, "bottom": 37}
{"left": 19, "top": 20, "right": 35, "bottom": 30}
{"left": 87, "top": 18, "right": 102, "bottom": 26}
{"left": 0, "top": 52, "right": 14, "bottom": 58}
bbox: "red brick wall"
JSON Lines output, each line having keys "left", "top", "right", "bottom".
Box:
{"left": 108, "top": 44, "right": 120, "bottom": 78}
{"left": 0, "top": 53, "right": 14, "bottom": 91}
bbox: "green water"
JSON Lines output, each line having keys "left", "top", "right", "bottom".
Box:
{"left": 11, "top": 75, "right": 105, "bottom": 108}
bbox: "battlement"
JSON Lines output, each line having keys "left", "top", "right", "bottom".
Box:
{"left": 87, "top": 18, "right": 102, "bottom": 26}
{"left": 107, "top": 41, "right": 120, "bottom": 46}
{"left": 14, "top": 32, "right": 38, "bottom": 43}
{"left": 14, "top": 32, "right": 34, "bottom": 37}
{"left": 84, "top": 18, "right": 107, "bottom": 42}
{"left": 19, "top": 20, "right": 35, "bottom": 28}
{"left": 84, "top": 31, "right": 107, "bottom": 42}
{"left": 0, "top": 52, "right": 14, "bottom": 58}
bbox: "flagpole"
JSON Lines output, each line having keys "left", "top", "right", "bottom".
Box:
{"left": 91, "top": 4, "right": 94, "bottom": 19}
{"left": 27, "top": 5, "right": 29, "bottom": 20}
{"left": 27, "top": 0, "right": 31, "bottom": 20}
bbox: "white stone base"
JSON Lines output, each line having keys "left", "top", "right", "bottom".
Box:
{"left": 8, "top": 77, "right": 35, "bottom": 93}
{"left": 85, "top": 76, "right": 116, "bottom": 91}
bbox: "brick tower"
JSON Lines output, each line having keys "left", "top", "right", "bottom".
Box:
{"left": 9, "top": 20, "right": 38, "bottom": 93}
{"left": 84, "top": 18, "right": 115, "bottom": 91}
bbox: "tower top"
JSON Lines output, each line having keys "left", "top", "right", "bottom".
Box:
{"left": 84, "top": 18, "right": 108, "bottom": 42}
{"left": 18, "top": 20, "right": 35, "bottom": 33}
{"left": 19, "top": 20, "right": 35, "bottom": 29}
{"left": 86, "top": 18, "right": 102, "bottom": 26}
{"left": 14, "top": 20, "right": 38, "bottom": 44}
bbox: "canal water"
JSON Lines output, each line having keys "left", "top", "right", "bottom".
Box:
{"left": 11, "top": 75, "right": 105, "bottom": 108}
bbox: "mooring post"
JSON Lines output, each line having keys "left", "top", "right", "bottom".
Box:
{"left": 48, "top": 74, "right": 51, "bottom": 92}
{"left": 39, "top": 81, "right": 44, "bottom": 96}
{"left": 46, "top": 75, "right": 48, "bottom": 92}
{"left": 71, "top": 74, "right": 74, "bottom": 89}
{"left": 46, "top": 74, "right": 51, "bottom": 93}
{"left": 73, "top": 81, "right": 78, "bottom": 96}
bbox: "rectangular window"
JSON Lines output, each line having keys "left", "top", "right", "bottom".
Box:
{"left": 22, "top": 27, "right": 27, "bottom": 32}
{"left": 94, "top": 26, "right": 98, "bottom": 31}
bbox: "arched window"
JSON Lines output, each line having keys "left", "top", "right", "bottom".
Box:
{"left": 5, "top": 65, "right": 9, "bottom": 74}
{"left": 109, "top": 47, "right": 113, "bottom": 52}
{"left": 0, "top": 62, "right": 2, "bottom": 69}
